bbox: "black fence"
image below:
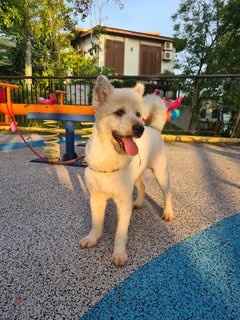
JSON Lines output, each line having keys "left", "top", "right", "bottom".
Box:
{"left": 1, "top": 74, "right": 240, "bottom": 137}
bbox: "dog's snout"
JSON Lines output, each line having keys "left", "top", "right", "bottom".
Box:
{"left": 132, "top": 123, "right": 144, "bottom": 138}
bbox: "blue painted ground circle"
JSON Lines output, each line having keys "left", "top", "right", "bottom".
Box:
{"left": 0, "top": 137, "right": 65, "bottom": 151}
{"left": 80, "top": 214, "right": 240, "bottom": 320}
{"left": 0, "top": 135, "right": 86, "bottom": 151}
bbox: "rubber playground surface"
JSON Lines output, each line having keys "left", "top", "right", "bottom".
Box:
{"left": 0, "top": 131, "right": 239, "bottom": 320}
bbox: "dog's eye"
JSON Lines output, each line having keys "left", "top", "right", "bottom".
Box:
{"left": 136, "top": 112, "right": 141, "bottom": 117}
{"left": 114, "top": 109, "right": 125, "bottom": 117}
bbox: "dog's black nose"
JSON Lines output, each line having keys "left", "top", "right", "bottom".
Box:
{"left": 132, "top": 123, "right": 144, "bottom": 138}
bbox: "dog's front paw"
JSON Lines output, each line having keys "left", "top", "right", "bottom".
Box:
{"left": 111, "top": 252, "right": 128, "bottom": 267}
{"left": 162, "top": 211, "right": 175, "bottom": 222}
{"left": 79, "top": 236, "right": 98, "bottom": 248}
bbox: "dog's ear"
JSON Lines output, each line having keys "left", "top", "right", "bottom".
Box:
{"left": 134, "top": 82, "right": 145, "bottom": 96}
{"left": 93, "top": 75, "right": 114, "bottom": 108}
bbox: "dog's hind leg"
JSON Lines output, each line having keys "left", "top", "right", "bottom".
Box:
{"left": 79, "top": 193, "right": 107, "bottom": 248}
{"left": 133, "top": 175, "right": 145, "bottom": 209}
{"left": 152, "top": 164, "right": 174, "bottom": 222}
{"left": 112, "top": 195, "right": 133, "bottom": 266}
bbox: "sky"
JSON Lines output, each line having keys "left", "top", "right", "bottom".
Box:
{"left": 78, "top": 0, "right": 182, "bottom": 38}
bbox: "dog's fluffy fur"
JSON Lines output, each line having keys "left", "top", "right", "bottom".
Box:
{"left": 79, "top": 75, "right": 174, "bottom": 266}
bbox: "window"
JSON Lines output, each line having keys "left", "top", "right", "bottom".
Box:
{"left": 139, "top": 45, "right": 162, "bottom": 76}
{"left": 105, "top": 39, "right": 124, "bottom": 74}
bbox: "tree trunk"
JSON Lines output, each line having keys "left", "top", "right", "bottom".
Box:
{"left": 25, "top": 27, "right": 32, "bottom": 88}
{"left": 231, "top": 109, "right": 240, "bottom": 138}
{"left": 188, "top": 78, "right": 201, "bottom": 131}
{"left": 57, "top": 37, "right": 61, "bottom": 69}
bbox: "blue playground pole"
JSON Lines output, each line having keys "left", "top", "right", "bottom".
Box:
{"left": 63, "top": 120, "right": 78, "bottom": 161}
{"left": 27, "top": 112, "right": 95, "bottom": 166}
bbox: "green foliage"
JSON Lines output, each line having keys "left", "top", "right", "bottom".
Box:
{"left": 172, "top": 38, "right": 187, "bottom": 53}
{"left": 0, "top": 0, "right": 94, "bottom": 76}
{"left": 0, "top": 36, "right": 14, "bottom": 69}
{"left": 212, "top": 0, "right": 240, "bottom": 73}
{"left": 0, "top": 0, "right": 125, "bottom": 78}
{"left": 172, "top": 0, "right": 240, "bottom": 136}
{"left": 97, "top": 66, "right": 116, "bottom": 76}
{"left": 172, "top": 0, "right": 225, "bottom": 75}
{"left": 60, "top": 49, "right": 98, "bottom": 76}
{"left": 111, "top": 79, "right": 137, "bottom": 88}
{"left": 161, "top": 70, "right": 174, "bottom": 76}
{"left": 73, "top": 0, "right": 93, "bottom": 21}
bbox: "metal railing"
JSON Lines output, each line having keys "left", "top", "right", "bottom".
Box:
{"left": 1, "top": 74, "right": 240, "bottom": 137}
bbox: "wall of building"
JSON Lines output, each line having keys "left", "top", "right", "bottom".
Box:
{"left": 78, "top": 33, "right": 175, "bottom": 75}
{"left": 124, "top": 38, "right": 140, "bottom": 76}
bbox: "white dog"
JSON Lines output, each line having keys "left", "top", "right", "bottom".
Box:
{"left": 80, "top": 75, "right": 174, "bottom": 266}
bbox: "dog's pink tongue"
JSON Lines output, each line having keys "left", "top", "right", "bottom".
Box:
{"left": 122, "top": 138, "right": 138, "bottom": 156}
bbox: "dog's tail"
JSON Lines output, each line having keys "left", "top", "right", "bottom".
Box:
{"left": 142, "top": 94, "right": 167, "bottom": 132}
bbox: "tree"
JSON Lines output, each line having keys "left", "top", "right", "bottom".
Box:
{"left": 0, "top": 0, "right": 39, "bottom": 84}
{"left": 87, "top": 0, "right": 123, "bottom": 26}
{"left": 0, "top": 0, "right": 93, "bottom": 77}
{"left": 73, "top": 0, "right": 93, "bottom": 21}
{"left": 172, "top": 0, "right": 225, "bottom": 75}
{"left": 172, "top": 0, "right": 240, "bottom": 136}
{"left": 172, "top": 0, "right": 226, "bottom": 130}
{"left": 215, "top": 0, "right": 240, "bottom": 137}
{"left": 211, "top": 0, "right": 240, "bottom": 137}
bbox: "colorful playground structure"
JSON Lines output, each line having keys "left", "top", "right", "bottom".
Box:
{"left": 0, "top": 82, "right": 183, "bottom": 165}
{"left": 0, "top": 82, "right": 95, "bottom": 165}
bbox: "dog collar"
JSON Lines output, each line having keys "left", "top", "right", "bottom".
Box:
{"left": 87, "top": 154, "right": 141, "bottom": 174}
{"left": 88, "top": 165, "right": 126, "bottom": 173}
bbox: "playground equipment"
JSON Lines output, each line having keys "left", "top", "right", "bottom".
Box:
{"left": 38, "top": 93, "right": 60, "bottom": 160}
{"left": 42, "top": 120, "right": 61, "bottom": 160}
{"left": 154, "top": 89, "right": 183, "bottom": 122}
{"left": 0, "top": 83, "right": 20, "bottom": 126}
{"left": 0, "top": 82, "right": 95, "bottom": 166}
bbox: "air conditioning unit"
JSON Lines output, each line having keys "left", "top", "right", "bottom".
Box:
{"left": 164, "top": 42, "right": 173, "bottom": 50}
{"left": 163, "top": 51, "right": 173, "bottom": 60}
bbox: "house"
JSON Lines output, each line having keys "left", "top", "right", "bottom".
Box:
{"left": 71, "top": 26, "right": 175, "bottom": 76}
{"left": 200, "top": 100, "right": 231, "bottom": 134}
